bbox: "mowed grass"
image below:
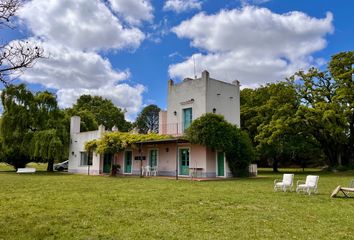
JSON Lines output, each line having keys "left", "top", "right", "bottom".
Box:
{"left": 0, "top": 169, "right": 353, "bottom": 240}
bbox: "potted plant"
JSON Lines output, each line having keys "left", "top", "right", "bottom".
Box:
{"left": 111, "top": 164, "right": 121, "bottom": 176}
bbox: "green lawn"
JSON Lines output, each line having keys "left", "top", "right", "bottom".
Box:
{"left": 0, "top": 169, "right": 353, "bottom": 240}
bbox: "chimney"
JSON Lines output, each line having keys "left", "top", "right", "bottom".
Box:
{"left": 70, "top": 116, "right": 81, "bottom": 135}
{"left": 98, "top": 125, "right": 105, "bottom": 136}
{"left": 232, "top": 79, "right": 240, "bottom": 87}
{"left": 202, "top": 70, "right": 209, "bottom": 81}
{"left": 168, "top": 79, "right": 174, "bottom": 92}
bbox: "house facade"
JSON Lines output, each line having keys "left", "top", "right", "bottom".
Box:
{"left": 68, "top": 70, "right": 241, "bottom": 178}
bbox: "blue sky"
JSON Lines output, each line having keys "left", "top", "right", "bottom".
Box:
{"left": 1, "top": 0, "right": 353, "bottom": 120}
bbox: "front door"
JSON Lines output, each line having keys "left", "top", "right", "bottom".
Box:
{"left": 103, "top": 153, "right": 112, "bottom": 174}
{"left": 179, "top": 148, "right": 190, "bottom": 175}
{"left": 124, "top": 151, "right": 132, "bottom": 173}
{"left": 217, "top": 152, "right": 225, "bottom": 177}
{"left": 149, "top": 150, "right": 158, "bottom": 168}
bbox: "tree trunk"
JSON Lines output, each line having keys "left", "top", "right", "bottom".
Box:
{"left": 272, "top": 156, "right": 279, "bottom": 172}
{"left": 337, "top": 152, "right": 342, "bottom": 166}
{"left": 47, "top": 159, "right": 54, "bottom": 172}
{"left": 323, "top": 147, "right": 338, "bottom": 169}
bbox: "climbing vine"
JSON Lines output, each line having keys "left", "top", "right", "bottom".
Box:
{"left": 85, "top": 132, "right": 173, "bottom": 154}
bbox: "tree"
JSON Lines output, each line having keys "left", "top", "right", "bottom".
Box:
{"left": 329, "top": 51, "right": 354, "bottom": 164}
{"left": 185, "top": 113, "right": 254, "bottom": 177}
{"left": 0, "top": 0, "right": 44, "bottom": 86}
{"left": 68, "top": 95, "right": 131, "bottom": 132}
{"left": 241, "top": 82, "right": 325, "bottom": 171}
{"left": 134, "top": 104, "right": 160, "bottom": 133}
{"left": 0, "top": 84, "right": 34, "bottom": 168}
{"left": 287, "top": 66, "right": 348, "bottom": 168}
{"left": 0, "top": 84, "right": 68, "bottom": 170}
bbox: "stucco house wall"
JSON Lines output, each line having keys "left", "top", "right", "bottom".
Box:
{"left": 206, "top": 77, "right": 240, "bottom": 127}
{"left": 68, "top": 116, "right": 105, "bottom": 175}
{"left": 164, "top": 70, "right": 240, "bottom": 135}
{"left": 166, "top": 77, "right": 207, "bottom": 135}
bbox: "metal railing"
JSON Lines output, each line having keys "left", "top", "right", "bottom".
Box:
{"left": 159, "top": 123, "right": 188, "bottom": 136}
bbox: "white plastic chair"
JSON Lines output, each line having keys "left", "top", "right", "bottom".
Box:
{"left": 144, "top": 166, "right": 151, "bottom": 176}
{"left": 150, "top": 166, "right": 158, "bottom": 176}
{"left": 296, "top": 175, "right": 319, "bottom": 195}
{"left": 274, "top": 174, "right": 294, "bottom": 192}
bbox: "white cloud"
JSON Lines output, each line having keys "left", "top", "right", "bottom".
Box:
{"left": 57, "top": 84, "right": 145, "bottom": 121}
{"left": 18, "top": 0, "right": 145, "bottom": 51}
{"left": 18, "top": 40, "right": 145, "bottom": 118}
{"left": 170, "top": 6, "right": 333, "bottom": 87}
{"left": 146, "top": 17, "right": 170, "bottom": 43}
{"left": 21, "top": 42, "right": 129, "bottom": 89}
{"left": 108, "top": 0, "right": 154, "bottom": 26}
{"left": 163, "top": 0, "right": 202, "bottom": 13}
{"left": 15, "top": 0, "right": 150, "bottom": 118}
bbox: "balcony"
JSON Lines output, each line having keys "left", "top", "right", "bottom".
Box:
{"left": 158, "top": 122, "right": 189, "bottom": 136}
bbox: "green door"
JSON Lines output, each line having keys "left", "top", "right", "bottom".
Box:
{"left": 183, "top": 108, "right": 192, "bottom": 131}
{"left": 103, "top": 153, "right": 112, "bottom": 173}
{"left": 124, "top": 151, "right": 132, "bottom": 173}
{"left": 179, "top": 148, "right": 190, "bottom": 175}
{"left": 217, "top": 152, "right": 225, "bottom": 177}
{"left": 149, "top": 150, "right": 158, "bottom": 168}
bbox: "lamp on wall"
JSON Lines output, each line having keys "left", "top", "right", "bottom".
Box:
{"left": 173, "top": 111, "right": 177, "bottom": 116}
{"left": 212, "top": 108, "right": 216, "bottom": 113}
{"left": 71, "top": 151, "right": 74, "bottom": 155}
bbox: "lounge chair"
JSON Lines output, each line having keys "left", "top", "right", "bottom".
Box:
{"left": 274, "top": 174, "right": 294, "bottom": 192}
{"left": 330, "top": 179, "right": 354, "bottom": 198}
{"left": 296, "top": 175, "right": 319, "bottom": 195}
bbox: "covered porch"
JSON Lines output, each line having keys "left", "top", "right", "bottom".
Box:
{"left": 103, "top": 138, "right": 231, "bottom": 179}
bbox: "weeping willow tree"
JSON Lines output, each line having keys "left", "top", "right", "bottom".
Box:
{"left": 29, "top": 129, "right": 68, "bottom": 171}
{"left": 0, "top": 84, "right": 69, "bottom": 170}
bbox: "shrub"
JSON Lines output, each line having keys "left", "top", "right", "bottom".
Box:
{"left": 186, "top": 113, "right": 254, "bottom": 177}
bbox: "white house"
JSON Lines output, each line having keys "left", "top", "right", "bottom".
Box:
{"left": 68, "top": 116, "right": 106, "bottom": 175}
{"left": 68, "top": 70, "right": 242, "bottom": 178}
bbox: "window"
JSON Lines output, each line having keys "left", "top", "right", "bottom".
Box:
{"left": 183, "top": 108, "right": 192, "bottom": 131}
{"left": 80, "top": 151, "right": 93, "bottom": 166}
{"left": 149, "top": 150, "right": 158, "bottom": 168}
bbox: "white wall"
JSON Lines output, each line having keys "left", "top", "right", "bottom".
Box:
{"left": 166, "top": 78, "right": 207, "bottom": 134}
{"left": 164, "top": 70, "right": 240, "bottom": 134}
{"left": 206, "top": 78, "right": 240, "bottom": 126}
{"left": 68, "top": 120, "right": 105, "bottom": 175}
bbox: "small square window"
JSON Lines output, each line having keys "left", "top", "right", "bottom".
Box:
{"left": 80, "top": 151, "right": 93, "bottom": 166}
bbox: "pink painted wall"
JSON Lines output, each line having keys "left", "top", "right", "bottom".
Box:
{"left": 110, "top": 143, "right": 227, "bottom": 177}
{"left": 206, "top": 148, "right": 216, "bottom": 174}
{"left": 158, "top": 111, "right": 167, "bottom": 135}
{"left": 190, "top": 144, "right": 207, "bottom": 169}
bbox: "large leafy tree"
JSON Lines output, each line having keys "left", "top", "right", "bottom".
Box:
{"left": 185, "top": 113, "right": 254, "bottom": 177}
{"left": 329, "top": 51, "right": 354, "bottom": 164}
{"left": 254, "top": 51, "right": 353, "bottom": 169}
{"left": 0, "top": 84, "right": 68, "bottom": 170}
{"left": 134, "top": 104, "right": 160, "bottom": 134}
{"left": 286, "top": 53, "right": 353, "bottom": 168}
{"left": 68, "top": 95, "right": 131, "bottom": 132}
{"left": 241, "top": 82, "right": 325, "bottom": 171}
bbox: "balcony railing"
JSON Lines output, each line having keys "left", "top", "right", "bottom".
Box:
{"left": 159, "top": 123, "right": 188, "bottom": 136}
